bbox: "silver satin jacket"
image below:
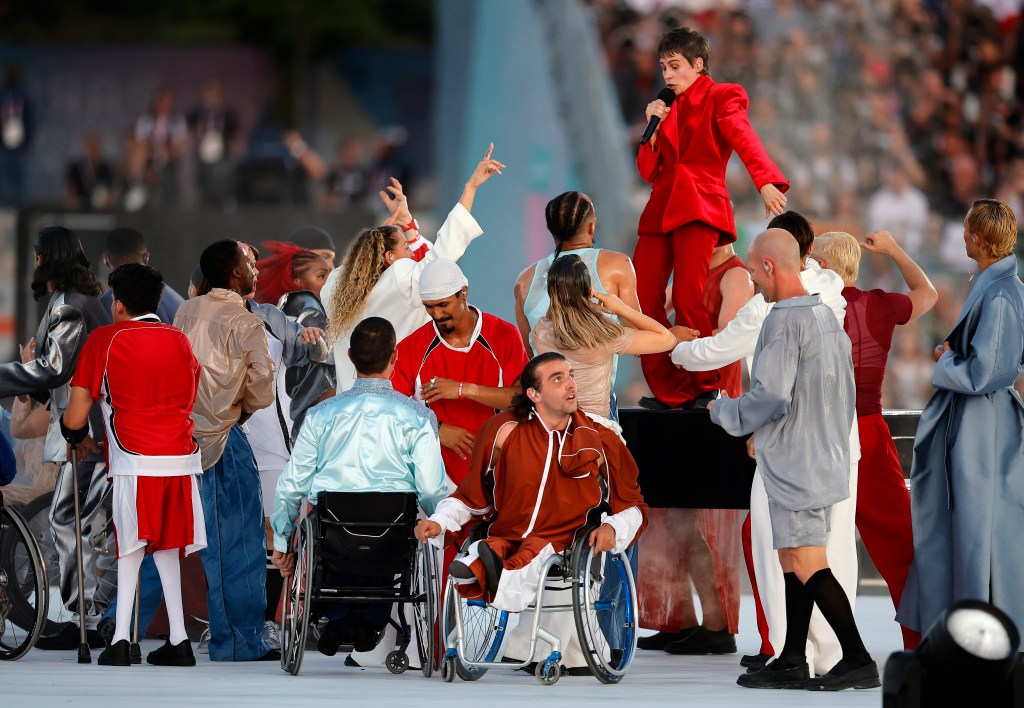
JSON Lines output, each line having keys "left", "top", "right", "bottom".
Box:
{"left": 276, "top": 290, "right": 336, "bottom": 439}
{"left": 710, "top": 294, "right": 855, "bottom": 511}
{"left": 173, "top": 288, "right": 275, "bottom": 470}
{"left": 0, "top": 289, "right": 110, "bottom": 462}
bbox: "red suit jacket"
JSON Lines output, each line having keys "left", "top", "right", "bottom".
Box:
{"left": 636, "top": 74, "right": 789, "bottom": 243}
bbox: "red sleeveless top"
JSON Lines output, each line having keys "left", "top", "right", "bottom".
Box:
{"left": 701, "top": 254, "right": 748, "bottom": 397}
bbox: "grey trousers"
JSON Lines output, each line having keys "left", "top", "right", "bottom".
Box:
{"left": 47, "top": 458, "right": 110, "bottom": 625}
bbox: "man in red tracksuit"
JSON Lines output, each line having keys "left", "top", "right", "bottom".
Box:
{"left": 635, "top": 27, "right": 789, "bottom": 409}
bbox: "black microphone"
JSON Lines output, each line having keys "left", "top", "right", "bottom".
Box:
{"left": 640, "top": 88, "right": 677, "bottom": 145}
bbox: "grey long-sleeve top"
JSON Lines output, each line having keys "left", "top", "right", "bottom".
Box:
{"left": 710, "top": 294, "right": 855, "bottom": 511}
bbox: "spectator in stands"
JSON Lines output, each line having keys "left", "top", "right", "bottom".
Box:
{"left": 64, "top": 132, "right": 117, "bottom": 211}
{"left": 321, "top": 136, "right": 369, "bottom": 213}
{"left": 188, "top": 78, "right": 241, "bottom": 209}
{"left": 0, "top": 65, "right": 31, "bottom": 207}
{"left": 132, "top": 87, "right": 187, "bottom": 207}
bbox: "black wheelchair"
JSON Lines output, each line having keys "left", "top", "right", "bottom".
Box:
{"left": 441, "top": 521, "right": 639, "bottom": 686}
{"left": 0, "top": 489, "right": 49, "bottom": 660}
{"left": 279, "top": 492, "right": 440, "bottom": 677}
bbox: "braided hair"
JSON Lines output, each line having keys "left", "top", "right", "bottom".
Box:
{"left": 545, "top": 191, "right": 596, "bottom": 258}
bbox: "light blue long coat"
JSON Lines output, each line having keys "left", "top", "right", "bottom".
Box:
{"left": 896, "top": 254, "right": 1024, "bottom": 634}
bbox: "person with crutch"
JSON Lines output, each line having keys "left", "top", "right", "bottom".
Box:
{"left": 62, "top": 263, "right": 206, "bottom": 666}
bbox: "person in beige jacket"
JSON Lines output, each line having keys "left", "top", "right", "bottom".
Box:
{"left": 173, "top": 239, "right": 277, "bottom": 662}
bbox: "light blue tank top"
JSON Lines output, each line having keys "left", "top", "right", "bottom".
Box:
{"left": 523, "top": 247, "right": 607, "bottom": 331}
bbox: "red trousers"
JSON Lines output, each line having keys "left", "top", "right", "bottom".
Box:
{"left": 741, "top": 513, "right": 773, "bottom": 655}
{"left": 856, "top": 413, "right": 920, "bottom": 649}
{"left": 634, "top": 223, "right": 721, "bottom": 406}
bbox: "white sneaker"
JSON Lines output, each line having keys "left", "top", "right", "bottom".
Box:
{"left": 197, "top": 626, "right": 211, "bottom": 655}
{"left": 261, "top": 620, "right": 281, "bottom": 650}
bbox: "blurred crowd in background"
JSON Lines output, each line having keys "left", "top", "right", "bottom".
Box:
{"left": 588, "top": 0, "right": 1024, "bottom": 408}
{"left": 0, "top": 70, "right": 415, "bottom": 218}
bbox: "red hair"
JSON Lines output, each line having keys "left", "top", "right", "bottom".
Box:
{"left": 254, "top": 241, "right": 320, "bottom": 305}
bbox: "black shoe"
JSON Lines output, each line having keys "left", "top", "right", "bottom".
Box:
{"left": 352, "top": 621, "right": 379, "bottom": 653}
{"left": 741, "top": 652, "right": 772, "bottom": 669}
{"left": 317, "top": 622, "right": 345, "bottom": 657}
{"left": 97, "top": 639, "right": 131, "bottom": 666}
{"left": 637, "top": 628, "right": 698, "bottom": 650}
{"left": 35, "top": 622, "right": 105, "bottom": 650}
{"left": 256, "top": 649, "right": 281, "bottom": 661}
{"left": 805, "top": 659, "right": 880, "bottom": 691}
{"left": 609, "top": 648, "right": 623, "bottom": 669}
{"left": 448, "top": 558, "right": 476, "bottom": 581}
{"left": 564, "top": 665, "right": 594, "bottom": 676}
{"left": 690, "top": 390, "right": 721, "bottom": 410}
{"left": 344, "top": 655, "right": 362, "bottom": 668}
{"left": 146, "top": 638, "right": 196, "bottom": 667}
{"left": 637, "top": 396, "right": 672, "bottom": 410}
{"left": 736, "top": 659, "right": 809, "bottom": 689}
{"left": 664, "top": 626, "right": 737, "bottom": 655}
{"left": 476, "top": 542, "right": 503, "bottom": 593}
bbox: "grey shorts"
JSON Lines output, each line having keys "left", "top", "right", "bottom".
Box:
{"left": 768, "top": 502, "right": 831, "bottom": 549}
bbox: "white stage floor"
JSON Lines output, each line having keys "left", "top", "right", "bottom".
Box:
{"left": 3, "top": 594, "right": 901, "bottom": 707}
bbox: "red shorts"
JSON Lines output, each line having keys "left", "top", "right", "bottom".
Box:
{"left": 112, "top": 475, "right": 207, "bottom": 558}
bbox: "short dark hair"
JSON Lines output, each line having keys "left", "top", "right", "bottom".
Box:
{"left": 768, "top": 211, "right": 815, "bottom": 258}
{"left": 509, "top": 352, "right": 566, "bottom": 420}
{"left": 657, "top": 27, "right": 711, "bottom": 75}
{"left": 349, "top": 317, "right": 396, "bottom": 375}
{"left": 105, "top": 227, "right": 147, "bottom": 260}
{"left": 200, "top": 239, "right": 243, "bottom": 290}
{"left": 189, "top": 264, "right": 209, "bottom": 297}
{"left": 108, "top": 263, "right": 164, "bottom": 316}
{"left": 31, "top": 226, "right": 103, "bottom": 300}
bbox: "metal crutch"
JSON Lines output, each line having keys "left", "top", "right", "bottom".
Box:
{"left": 70, "top": 447, "right": 91, "bottom": 664}
{"left": 130, "top": 568, "right": 142, "bottom": 664}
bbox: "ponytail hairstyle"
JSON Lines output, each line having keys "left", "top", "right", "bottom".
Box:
{"left": 326, "top": 225, "right": 403, "bottom": 344}
{"left": 509, "top": 351, "right": 566, "bottom": 421}
{"left": 545, "top": 254, "right": 623, "bottom": 351}
{"left": 545, "top": 191, "right": 596, "bottom": 258}
{"left": 254, "top": 241, "right": 321, "bottom": 305}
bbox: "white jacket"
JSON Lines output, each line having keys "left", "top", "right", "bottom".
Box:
{"left": 671, "top": 259, "right": 846, "bottom": 372}
{"left": 322, "top": 203, "right": 484, "bottom": 391}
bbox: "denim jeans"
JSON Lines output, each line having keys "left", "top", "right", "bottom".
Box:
{"left": 198, "top": 426, "right": 269, "bottom": 661}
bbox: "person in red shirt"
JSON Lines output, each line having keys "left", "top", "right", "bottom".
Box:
{"left": 391, "top": 258, "right": 528, "bottom": 486}
{"left": 61, "top": 263, "right": 205, "bottom": 667}
{"left": 812, "top": 229, "right": 937, "bottom": 649}
{"left": 634, "top": 27, "right": 788, "bottom": 409}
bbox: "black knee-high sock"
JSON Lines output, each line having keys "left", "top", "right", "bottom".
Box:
{"left": 265, "top": 551, "right": 283, "bottom": 622}
{"left": 804, "top": 568, "right": 870, "bottom": 665}
{"left": 776, "top": 572, "right": 814, "bottom": 668}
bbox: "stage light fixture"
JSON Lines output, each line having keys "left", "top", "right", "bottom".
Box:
{"left": 883, "top": 599, "right": 1023, "bottom": 707}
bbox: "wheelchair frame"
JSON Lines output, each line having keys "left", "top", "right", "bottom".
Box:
{"left": 280, "top": 499, "right": 440, "bottom": 678}
{"left": 440, "top": 527, "right": 638, "bottom": 685}
{"left": 0, "top": 491, "right": 49, "bottom": 661}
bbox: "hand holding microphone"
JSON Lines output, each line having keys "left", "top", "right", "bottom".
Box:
{"left": 640, "top": 88, "right": 677, "bottom": 145}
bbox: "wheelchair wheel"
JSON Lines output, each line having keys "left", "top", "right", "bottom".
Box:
{"left": 570, "top": 535, "right": 638, "bottom": 684}
{"left": 281, "top": 515, "right": 314, "bottom": 676}
{"left": 0, "top": 505, "right": 48, "bottom": 660}
{"left": 412, "top": 542, "right": 439, "bottom": 677}
{"left": 442, "top": 579, "right": 509, "bottom": 681}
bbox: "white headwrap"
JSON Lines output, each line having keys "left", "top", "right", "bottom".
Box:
{"left": 419, "top": 258, "right": 468, "bottom": 301}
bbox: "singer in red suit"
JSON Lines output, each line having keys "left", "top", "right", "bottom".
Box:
{"left": 635, "top": 27, "right": 789, "bottom": 408}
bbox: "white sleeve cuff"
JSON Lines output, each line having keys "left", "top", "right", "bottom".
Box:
{"left": 427, "top": 496, "right": 485, "bottom": 548}
{"left": 602, "top": 506, "right": 643, "bottom": 553}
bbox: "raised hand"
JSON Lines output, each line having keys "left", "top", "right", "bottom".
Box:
{"left": 466, "top": 143, "right": 506, "bottom": 188}
{"left": 859, "top": 229, "right": 899, "bottom": 256}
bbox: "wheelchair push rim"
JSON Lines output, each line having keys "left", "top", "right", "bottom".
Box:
{"left": 281, "top": 515, "right": 314, "bottom": 676}
{"left": 571, "top": 540, "right": 638, "bottom": 684}
{"left": 411, "top": 540, "right": 440, "bottom": 677}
